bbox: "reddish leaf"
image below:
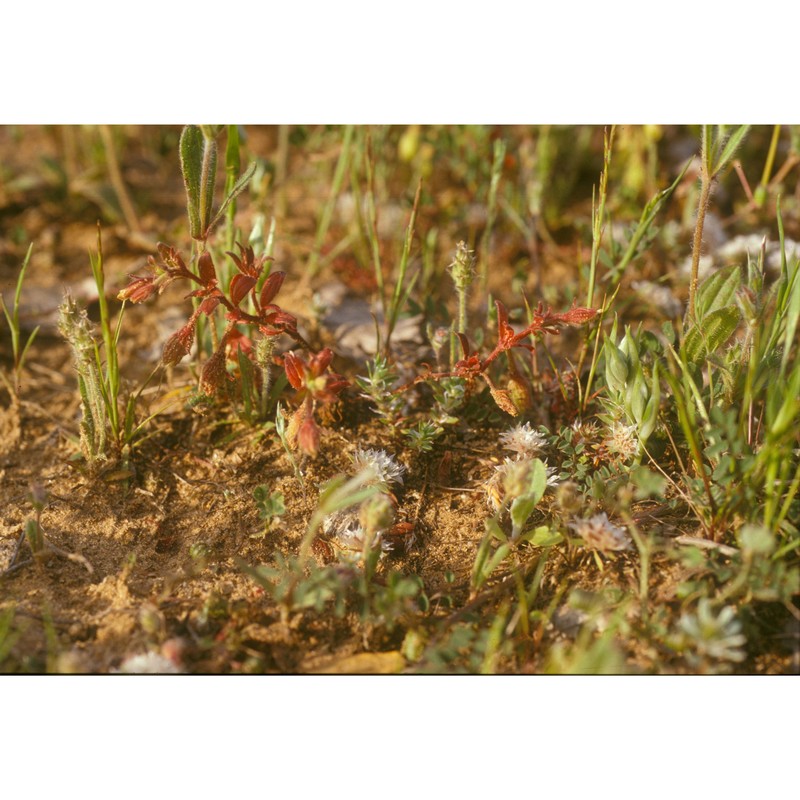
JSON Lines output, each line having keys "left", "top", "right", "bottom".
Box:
{"left": 198, "top": 251, "right": 217, "bottom": 285}
{"left": 230, "top": 274, "right": 257, "bottom": 306}
{"left": 495, "top": 300, "right": 515, "bottom": 347}
{"left": 309, "top": 347, "right": 334, "bottom": 376}
{"left": 283, "top": 351, "right": 304, "bottom": 390}
{"left": 198, "top": 295, "right": 221, "bottom": 315}
{"left": 259, "top": 271, "right": 286, "bottom": 307}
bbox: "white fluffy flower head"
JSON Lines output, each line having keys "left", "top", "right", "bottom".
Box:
{"left": 499, "top": 422, "right": 547, "bottom": 459}
{"left": 603, "top": 421, "right": 639, "bottom": 462}
{"left": 351, "top": 447, "right": 405, "bottom": 489}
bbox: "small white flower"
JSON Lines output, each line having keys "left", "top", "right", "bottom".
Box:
{"left": 569, "top": 512, "right": 631, "bottom": 553}
{"left": 337, "top": 524, "right": 393, "bottom": 554}
{"left": 603, "top": 421, "right": 639, "bottom": 462}
{"left": 678, "top": 599, "right": 747, "bottom": 663}
{"left": 351, "top": 447, "right": 404, "bottom": 488}
{"left": 322, "top": 509, "right": 392, "bottom": 556}
{"left": 499, "top": 422, "right": 547, "bottom": 459}
{"left": 115, "top": 652, "right": 183, "bottom": 674}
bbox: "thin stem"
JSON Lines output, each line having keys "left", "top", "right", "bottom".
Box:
{"left": 689, "top": 165, "right": 712, "bottom": 321}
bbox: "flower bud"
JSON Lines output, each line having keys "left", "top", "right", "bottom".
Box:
{"left": 359, "top": 493, "right": 396, "bottom": 534}
{"left": 297, "top": 414, "right": 320, "bottom": 457}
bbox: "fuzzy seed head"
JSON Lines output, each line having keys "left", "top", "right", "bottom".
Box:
{"left": 569, "top": 512, "right": 631, "bottom": 553}
{"left": 448, "top": 241, "right": 476, "bottom": 291}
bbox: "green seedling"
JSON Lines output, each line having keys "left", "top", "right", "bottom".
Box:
{"left": 252, "top": 486, "right": 286, "bottom": 538}
{"left": 0, "top": 243, "right": 39, "bottom": 396}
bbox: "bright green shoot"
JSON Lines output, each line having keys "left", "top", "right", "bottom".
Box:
{"left": 0, "top": 243, "right": 40, "bottom": 395}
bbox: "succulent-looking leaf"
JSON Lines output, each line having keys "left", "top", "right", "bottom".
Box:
{"left": 603, "top": 336, "right": 629, "bottom": 394}
{"left": 525, "top": 526, "right": 564, "bottom": 547}
{"left": 510, "top": 458, "right": 547, "bottom": 537}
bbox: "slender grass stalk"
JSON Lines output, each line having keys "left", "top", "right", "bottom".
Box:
{"left": 754, "top": 125, "right": 781, "bottom": 208}
{"left": 478, "top": 138, "right": 506, "bottom": 291}
{"left": 308, "top": 125, "right": 354, "bottom": 278}
{"left": 99, "top": 125, "right": 141, "bottom": 233}
{"left": 363, "top": 132, "right": 385, "bottom": 328}
{"left": 224, "top": 124, "right": 241, "bottom": 254}
{"left": 89, "top": 224, "right": 121, "bottom": 439}
{"left": 586, "top": 126, "right": 614, "bottom": 308}
{"left": 383, "top": 180, "right": 422, "bottom": 355}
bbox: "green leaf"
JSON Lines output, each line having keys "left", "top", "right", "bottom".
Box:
{"left": 737, "top": 524, "right": 776, "bottom": 556}
{"left": 509, "top": 459, "right": 547, "bottom": 537}
{"left": 631, "top": 465, "right": 666, "bottom": 499}
{"left": 208, "top": 161, "right": 257, "bottom": 234}
{"left": 696, "top": 264, "right": 742, "bottom": 321}
{"left": 603, "top": 335, "right": 629, "bottom": 394}
{"left": 639, "top": 360, "right": 661, "bottom": 443}
{"left": 681, "top": 305, "right": 741, "bottom": 364}
{"left": 713, "top": 125, "right": 750, "bottom": 175}
{"left": 616, "top": 160, "right": 692, "bottom": 274}
{"left": 179, "top": 126, "right": 204, "bottom": 238}
{"left": 524, "top": 526, "right": 564, "bottom": 547}
{"left": 199, "top": 133, "right": 218, "bottom": 238}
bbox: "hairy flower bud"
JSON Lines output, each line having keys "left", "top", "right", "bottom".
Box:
{"left": 199, "top": 345, "right": 229, "bottom": 396}
{"left": 359, "top": 493, "right": 395, "bottom": 535}
{"left": 297, "top": 414, "right": 320, "bottom": 457}
{"left": 506, "top": 375, "right": 532, "bottom": 414}
{"left": 162, "top": 321, "right": 196, "bottom": 366}
{"left": 117, "top": 275, "right": 158, "bottom": 303}
{"left": 448, "top": 241, "right": 476, "bottom": 291}
{"left": 489, "top": 385, "right": 519, "bottom": 416}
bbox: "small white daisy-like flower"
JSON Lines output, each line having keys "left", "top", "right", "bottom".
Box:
{"left": 678, "top": 599, "right": 747, "bottom": 663}
{"left": 603, "top": 421, "right": 639, "bottom": 462}
{"left": 499, "top": 422, "right": 547, "bottom": 459}
{"left": 351, "top": 447, "right": 405, "bottom": 488}
{"left": 569, "top": 512, "right": 632, "bottom": 553}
